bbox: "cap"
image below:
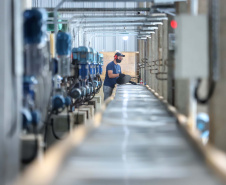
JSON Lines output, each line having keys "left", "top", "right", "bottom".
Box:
{"left": 115, "top": 52, "right": 125, "bottom": 57}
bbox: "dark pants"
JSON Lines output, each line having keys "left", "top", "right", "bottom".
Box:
{"left": 103, "top": 86, "right": 113, "bottom": 100}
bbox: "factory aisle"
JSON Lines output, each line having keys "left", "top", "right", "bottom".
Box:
{"left": 49, "top": 85, "right": 223, "bottom": 185}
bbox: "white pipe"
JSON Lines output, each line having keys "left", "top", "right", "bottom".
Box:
{"left": 21, "top": 0, "right": 32, "bottom": 11}
{"left": 190, "top": 0, "right": 198, "bottom": 16}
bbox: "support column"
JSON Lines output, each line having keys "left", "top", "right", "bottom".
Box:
{"left": 157, "top": 24, "right": 163, "bottom": 96}
{"left": 209, "top": 0, "right": 226, "bottom": 152}
{"left": 175, "top": 1, "right": 190, "bottom": 116}
{"left": 138, "top": 2, "right": 146, "bottom": 82}
{"left": 138, "top": 40, "right": 145, "bottom": 82}
{"left": 162, "top": 19, "right": 168, "bottom": 100}
{"left": 167, "top": 15, "right": 175, "bottom": 105}
{"left": 0, "top": 0, "right": 22, "bottom": 184}
{"left": 146, "top": 37, "right": 151, "bottom": 86}
{"left": 154, "top": 29, "right": 159, "bottom": 92}
{"left": 150, "top": 33, "right": 155, "bottom": 89}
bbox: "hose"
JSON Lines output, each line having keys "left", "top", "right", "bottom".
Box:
{"left": 194, "top": 78, "right": 216, "bottom": 104}
{"left": 50, "top": 106, "right": 71, "bottom": 140}
{"left": 50, "top": 118, "right": 62, "bottom": 140}
{"left": 194, "top": 0, "right": 219, "bottom": 104}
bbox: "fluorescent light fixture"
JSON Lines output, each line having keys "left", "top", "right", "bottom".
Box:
{"left": 123, "top": 36, "right": 129, "bottom": 40}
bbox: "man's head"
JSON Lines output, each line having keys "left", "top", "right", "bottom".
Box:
{"left": 114, "top": 52, "right": 125, "bottom": 63}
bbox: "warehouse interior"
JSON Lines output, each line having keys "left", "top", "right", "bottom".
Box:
{"left": 1, "top": 0, "right": 226, "bottom": 185}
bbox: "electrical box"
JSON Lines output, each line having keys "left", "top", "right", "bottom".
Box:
{"left": 175, "top": 15, "right": 208, "bottom": 79}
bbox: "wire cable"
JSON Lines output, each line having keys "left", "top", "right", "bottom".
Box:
{"left": 194, "top": 78, "right": 216, "bottom": 104}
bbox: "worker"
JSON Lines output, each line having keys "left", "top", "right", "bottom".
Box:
{"left": 103, "top": 52, "right": 125, "bottom": 100}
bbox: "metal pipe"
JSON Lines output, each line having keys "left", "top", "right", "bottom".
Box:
{"left": 48, "top": 15, "right": 167, "bottom": 21}
{"left": 142, "top": 25, "right": 159, "bottom": 27}
{"left": 47, "top": 18, "right": 147, "bottom": 23}
{"left": 82, "top": 23, "right": 158, "bottom": 27}
{"left": 84, "top": 29, "right": 141, "bottom": 32}
{"left": 82, "top": 25, "right": 159, "bottom": 29}
{"left": 48, "top": 15, "right": 149, "bottom": 20}
{"left": 48, "top": 17, "right": 167, "bottom": 25}
{"left": 48, "top": 20, "right": 163, "bottom": 24}
{"left": 85, "top": 31, "right": 139, "bottom": 34}
{"left": 86, "top": 32, "right": 152, "bottom": 35}
{"left": 83, "top": 21, "right": 162, "bottom": 27}
{"left": 84, "top": 28, "right": 158, "bottom": 32}
{"left": 90, "top": 34, "right": 138, "bottom": 37}
{"left": 47, "top": 7, "right": 151, "bottom": 12}
{"left": 65, "top": 15, "right": 165, "bottom": 38}
{"left": 67, "top": 0, "right": 161, "bottom": 1}
{"left": 141, "top": 27, "right": 158, "bottom": 30}
{"left": 156, "top": 8, "right": 176, "bottom": 16}
{"left": 82, "top": 25, "right": 140, "bottom": 28}
{"left": 190, "top": 0, "right": 199, "bottom": 16}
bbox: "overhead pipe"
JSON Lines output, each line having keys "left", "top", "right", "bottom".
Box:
{"left": 47, "top": 16, "right": 167, "bottom": 24}
{"left": 82, "top": 24, "right": 159, "bottom": 29}
{"left": 48, "top": 20, "right": 164, "bottom": 24}
{"left": 47, "top": 15, "right": 154, "bottom": 20}
{"left": 84, "top": 29, "right": 142, "bottom": 32}
{"left": 47, "top": 7, "right": 151, "bottom": 12}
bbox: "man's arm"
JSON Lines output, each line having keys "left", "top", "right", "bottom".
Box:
{"left": 108, "top": 70, "right": 119, "bottom": 78}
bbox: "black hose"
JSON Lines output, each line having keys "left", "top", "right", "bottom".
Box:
{"left": 194, "top": 1, "right": 219, "bottom": 104}
{"left": 194, "top": 78, "right": 216, "bottom": 104}
{"left": 43, "top": 122, "right": 49, "bottom": 151}
{"left": 75, "top": 107, "right": 79, "bottom": 126}
{"left": 50, "top": 118, "right": 62, "bottom": 140}
{"left": 67, "top": 107, "right": 70, "bottom": 131}
{"left": 51, "top": 106, "right": 71, "bottom": 140}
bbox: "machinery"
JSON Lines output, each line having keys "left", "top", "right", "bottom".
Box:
{"left": 89, "top": 47, "right": 99, "bottom": 91}
{"left": 2, "top": 1, "right": 226, "bottom": 185}
{"left": 41, "top": 31, "right": 74, "bottom": 144}
{"left": 95, "top": 52, "right": 103, "bottom": 93}
{"left": 21, "top": 8, "right": 53, "bottom": 163}
{"left": 51, "top": 31, "right": 72, "bottom": 114}
{"left": 69, "top": 46, "right": 103, "bottom": 108}
{"left": 22, "top": 8, "right": 52, "bottom": 133}
{"left": 70, "top": 46, "right": 90, "bottom": 105}
{"left": 98, "top": 53, "right": 104, "bottom": 76}
{"left": 22, "top": 9, "right": 74, "bottom": 160}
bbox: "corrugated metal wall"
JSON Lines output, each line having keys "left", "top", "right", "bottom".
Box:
{"left": 32, "top": 0, "right": 138, "bottom": 52}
